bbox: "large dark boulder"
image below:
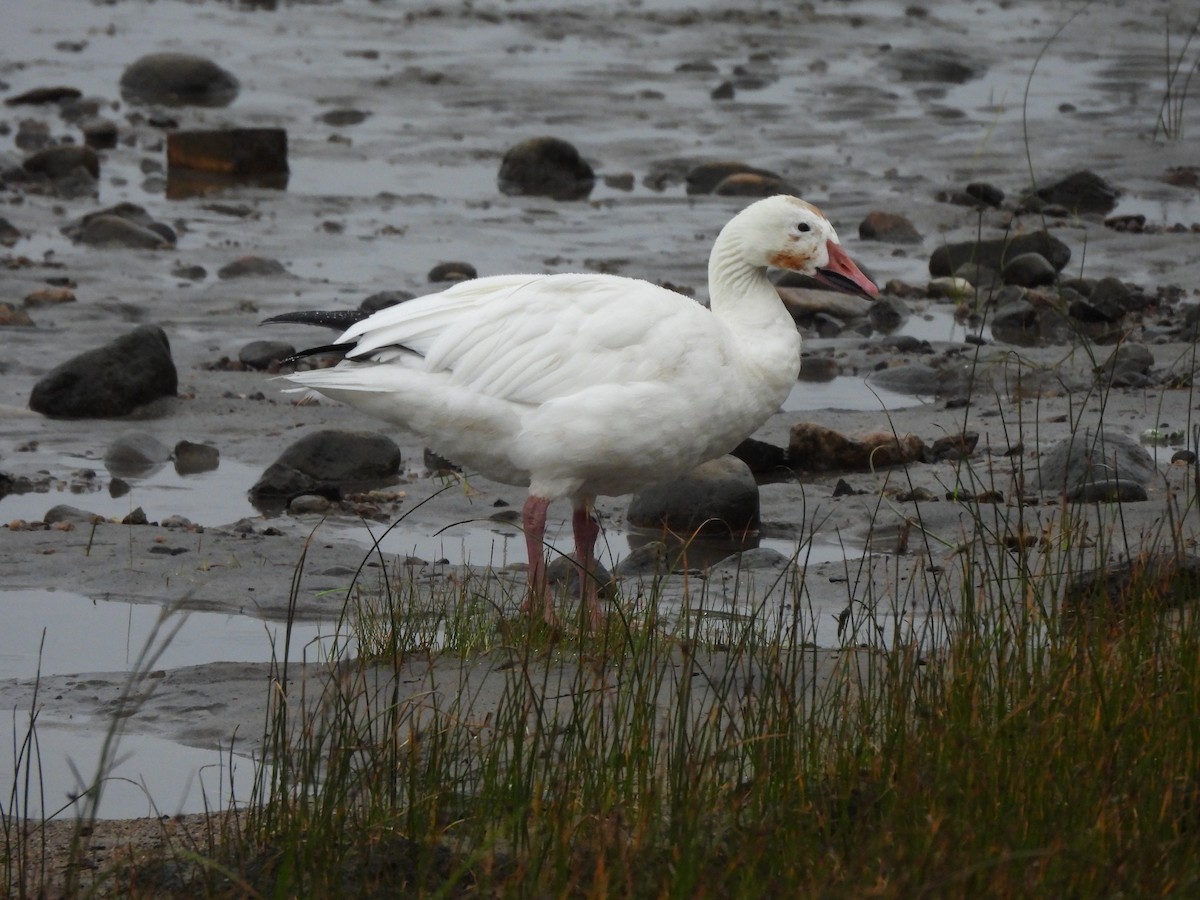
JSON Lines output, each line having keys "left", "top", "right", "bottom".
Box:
{"left": 62, "top": 203, "right": 176, "bottom": 248}
{"left": 119, "top": 53, "right": 239, "bottom": 107}
{"left": 929, "top": 230, "right": 1071, "bottom": 278}
{"left": 627, "top": 456, "right": 759, "bottom": 537}
{"left": 1029, "top": 428, "right": 1156, "bottom": 499}
{"left": 250, "top": 430, "right": 403, "bottom": 499}
{"left": 29, "top": 325, "right": 178, "bottom": 418}
{"left": 498, "top": 137, "right": 595, "bottom": 201}
{"left": 1036, "top": 170, "right": 1119, "bottom": 215}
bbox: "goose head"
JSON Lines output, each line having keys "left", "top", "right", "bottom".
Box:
{"left": 733, "top": 195, "right": 879, "bottom": 298}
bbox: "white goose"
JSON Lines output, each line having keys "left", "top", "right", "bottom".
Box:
{"left": 269, "top": 195, "right": 877, "bottom": 628}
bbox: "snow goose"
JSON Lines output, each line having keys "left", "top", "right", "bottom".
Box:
{"left": 267, "top": 195, "right": 877, "bottom": 629}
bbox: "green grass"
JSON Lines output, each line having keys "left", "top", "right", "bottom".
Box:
{"left": 8, "top": 336, "right": 1200, "bottom": 897}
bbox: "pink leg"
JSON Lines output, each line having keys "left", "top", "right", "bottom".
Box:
{"left": 572, "top": 499, "right": 602, "bottom": 631}
{"left": 521, "top": 495, "right": 557, "bottom": 625}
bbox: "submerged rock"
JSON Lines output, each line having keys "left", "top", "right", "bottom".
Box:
{"left": 29, "top": 325, "right": 178, "bottom": 418}
{"left": 884, "top": 46, "right": 985, "bottom": 83}
{"left": 173, "top": 440, "right": 220, "bottom": 475}
{"left": 104, "top": 431, "right": 172, "bottom": 476}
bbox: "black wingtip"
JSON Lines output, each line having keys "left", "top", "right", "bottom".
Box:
{"left": 262, "top": 309, "right": 369, "bottom": 331}
{"left": 278, "top": 343, "right": 356, "bottom": 366}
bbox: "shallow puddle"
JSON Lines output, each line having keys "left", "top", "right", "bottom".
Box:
{"left": 2, "top": 723, "right": 260, "bottom": 821}
{"left": 0, "top": 458, "right": 264, "bottom": 529}
{"left": 784, "top": 376, "right": 928, "bottom": 412}
{"left": 0, "top": 589, "right": 335, "bottom": 818}
{"left": 0, "top": 589, "right": 344, "bottom": 682}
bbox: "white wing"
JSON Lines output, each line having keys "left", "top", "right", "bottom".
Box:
{"left": 337, "top": 273, "right": 731, "bottom": 407}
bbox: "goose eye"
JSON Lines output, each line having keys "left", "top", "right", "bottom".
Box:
{"left": 796, "top": 222, "right": 811, "bottom": 233}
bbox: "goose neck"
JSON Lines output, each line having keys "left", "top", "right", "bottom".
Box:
{"left": 707, "top": 230, "right": 777, "bottom": 318}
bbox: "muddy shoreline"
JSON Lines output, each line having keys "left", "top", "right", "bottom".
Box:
{"left": 2, "top": 0, "right": 1199, "bottom": 822}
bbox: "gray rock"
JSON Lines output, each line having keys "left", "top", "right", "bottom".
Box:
{"left": 859, "top": 211, "right": 922, "bottom": 244}
{"left": 1087, "top": 276, "right": 1132, "bottom": 316}
{"left": 953, "top": 262, "right": 1001, "bottom": 293}
{"left": 1030, "top": 429, "right": 1157, "bottom": 496}
{"left": 238, "top": 340, "right": 295, "bottom": 370}
{"left": 626, "top": 455, "right": 759, "bottom": 536}
{"left": 614, "top": 541, "right": 672, "bottom": 576}
{"left": 79, "top": 116, "right": 118, "bottom": 149}
{"left": 964, "top": 182, "right": 1004, "bottom": 207}
{"left": 4, "top": 86, "right": 82, "bottom": 106}
{"left": 929, "top": 230, "right": 1071, "bottom": 278}
{"left": 104, "top": 431, "right": 172, "bottom": 476}
{"left": 1067, "top": 287, "right": 1125, "bottom": 323}
{"left": 1002, "top": 252, "right": 1057, "bottom": 288}
{"left": 1066, "top": 552, "right": 1200, "bottom": 613}
{"left": 867, "top": 363, "right": 969, "bottom": 398}
{"left": 1066, "top": 479, "right": 1148, "bottom": 503}
{"left": 713, "top": 172, "right": 798, "bottom": 197}
{"left": 0, "top": 303, "right": 35, "bottom": 327}
{"left": 319, "top": 108, "right": 370, "bottom": 126}
{"left": 218, "top": 256, "right": 288, "bottom": 279}
{"left": 43, "top": 504, "right": 103, "bottom": 524}
{"left": 119, "top": 53, "right": 239, "bottom": 107}
{"left": 711, "top": 547, "right": 792, "bottom": 572}
{"left": 428, "top": 261, "right": 477, "bottom": 282}
{"left": 289, "top": 494, "right": 332, "bottom": 514}
{"left": 63, "top": 203, "right": 176, "bottom": 247}
{"left": 360, "top": 290, "right": 414, "bottom": 314}
{"left": 1035, "top": 170, "right": 1119, "bottom": 215}
{"left": 547, "top": 554, "right": 613, "bottom": 598}
{"left": 22, "top": 145, "right": 99, "bottom": 180}
{"left": 1098, "top": 343, "right": 1154, "bottom": 388}
{"left": 731, "top": 437, "right": 788, "bottom": 477}
{"left": 685, "top": 161, "right": 788, "bottom": 195}
{"left": 884, "top": 47, "right": 985, "bottom": 83}
{"left": 29, "top": 324, "right": 178, "bottom": 418}
{"left": 498, "top": 136, "right": 595, "bottom": 201}
{"left": 250, "top": 429, "right": 403, "bottom": 498}
{"left": 77, "top": 215, "right": 171, "bottom": 249}
{"left": 0, "top": 217, "right": 21, "bottom": 247}
{"left": 173, "top": 440, "right": 220, "bottom": 475}
{"left": 990, "top": 299, "right": 1038, "bottom": 330}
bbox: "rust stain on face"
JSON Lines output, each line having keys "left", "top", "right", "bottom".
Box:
{"left": 768, "top": 249, "right": 814, "bottom": 270}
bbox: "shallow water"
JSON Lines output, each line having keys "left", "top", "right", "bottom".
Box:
{"left": 0, "top": 589, "right": 329, "bottom": 818}
{"left": 783, "top": 375, "right": 927, "bottom": 412}
{"left": 0, "top": 589, "right": 343, "bottom": 681}
{"left": 2, "top": 721, "right": 259, "bottom": 820}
